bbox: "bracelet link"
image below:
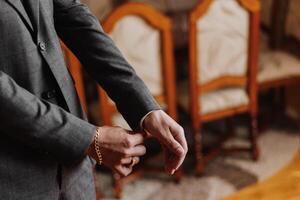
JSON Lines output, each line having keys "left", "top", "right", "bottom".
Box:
{"left": 94, "top": 127, "right": 103, "bottom": 165}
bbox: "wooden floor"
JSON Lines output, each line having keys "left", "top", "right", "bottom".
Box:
{"left": 221, "top": 151, "right": 300, "bottom": 200}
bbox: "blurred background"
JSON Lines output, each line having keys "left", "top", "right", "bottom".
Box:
{"left": 62, "top": 0, "right": 300, "bottom": 199}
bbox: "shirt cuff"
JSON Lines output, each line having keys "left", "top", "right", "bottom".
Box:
{"left": 139, "top": 109, "right": 161, "bottom": 130}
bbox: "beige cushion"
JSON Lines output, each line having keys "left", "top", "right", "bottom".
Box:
{"left": 259, "top": 51, "right": 300, "bottom": 83}
{"left": 178, "top": 81, "right": 249, "bottom": 115}
{"left": 196, "top": 0, "right": 249, "bottom": 84}
{"left": 259, "top": 35, "right": 300, "bottom": 83}
{"left": 109, "top": 15, "right": 163, "bottom": 96}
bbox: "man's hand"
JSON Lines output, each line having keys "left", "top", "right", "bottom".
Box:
{"left": 143, "top": 110, "right": 188, "bottom": 174}
{"left": 87, "top": 126, "right": 146, "bottom": 176}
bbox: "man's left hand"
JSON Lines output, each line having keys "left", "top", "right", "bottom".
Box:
{"left": 143, "top": 110, "right": 188, "bottom": 175}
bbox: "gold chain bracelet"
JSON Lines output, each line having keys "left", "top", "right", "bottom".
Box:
{"left": 94, "top": 127, "right": 103, "bottom": 165}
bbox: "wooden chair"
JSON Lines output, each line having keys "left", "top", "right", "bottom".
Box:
{"left": 258, "top": 0, "right": 300, "bottom": 91}
{"left": 258, "top": 0, "right": 300, "bottom": 127}
{"left": 61, "top": 42, "right": 101, "bottom": 200}
{"left": 178, "top": 0, "right": 260, "bottom": 175}
{"left": 99, "top": 2, "right": 179, "bottom": 198}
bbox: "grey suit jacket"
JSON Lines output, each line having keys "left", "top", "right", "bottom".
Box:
{"left": 0, "top": 0, "right": 160, "bottom": 199}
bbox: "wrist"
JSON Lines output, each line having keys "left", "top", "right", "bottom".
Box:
{"left": 140, "top": 109, "right": 161, "bottom": 130}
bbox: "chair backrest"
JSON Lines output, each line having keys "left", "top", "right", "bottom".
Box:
{"left": 99, "top": 2, "right": 177, "bottom": 127}
{"left": 188, "top": 0, "right": 260, "bottom": 120}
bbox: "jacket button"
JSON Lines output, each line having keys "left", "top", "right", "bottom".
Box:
{"left": 42, "top": 89, "right": 56, "bottom": 99}
{"left": 38, "top": 42, "right": 46, "bottom": 51}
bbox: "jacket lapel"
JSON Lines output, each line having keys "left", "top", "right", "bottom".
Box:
{"left": 26, "top": 0, "right": 40, "bottom": 40}
{"left": 5, "top": 0, "right": 34, "bottom": 33}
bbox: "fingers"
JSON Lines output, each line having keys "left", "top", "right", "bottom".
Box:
{"left": 116, "top": 157, "right": 140, "bottom": 176}
{"left": 126, "top": 132, "right": 144, "bottom": 146}
{"left": 170, "top": 125, "right": 188, "bottom": 170}
{"left": 115, "top": 165, "right": 132, "bottom": 177}
{"left": 160, "top": 129, "right": 185, "bottom": 158}
{"left": 115, "top": 131, "right": 145, "bottom": 177}
{"left": 142, "top": 110, "right": 187, "bottom": 175}
{"left": 170, "top": 125, "right": 188, "bottom": 155}
{"left": 124, "top": 145, "right": 146, "bottom": 157}
{"left": 120, "top": 156, "right": 140, "bottom": 166}
{"left": 157, "top": 129, "right": 183, "bottom": 175}
{"left": 158, "top": 121, "right": 187, "bottom": 175}
{"left": 164, "top": 147, "right": 181, "bottom": 175}
{"left": 131, "top": 157, "right": 140, "bottom": 166}
{"left": 128, "top": 157, "right": 140, "bottom": 167}
{"left": 120, "top": 157, "right": 133, "bottom": 165}
{"left": 163, "top": 125, "right": 188, "bottom": 174}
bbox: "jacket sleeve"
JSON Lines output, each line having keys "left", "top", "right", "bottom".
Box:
{"left": 0, "top": 71, "right": 96, "bottom": 164}
{"left": 53, "top": 0, "right": 161, "bottom": 130}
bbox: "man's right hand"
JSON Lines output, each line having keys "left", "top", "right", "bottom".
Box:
{"left": 87, "top": 126, "right": 146, "bottom": 176}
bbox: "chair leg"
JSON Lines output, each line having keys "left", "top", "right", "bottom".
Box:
{"left": 250, "top": 115, "right": 259, "bottom": 161}
{"left": 113, "top": 173, "right": 122, "bottom": 199}
{"left": 194, "top": 127, "right": 204, "bottom": 175}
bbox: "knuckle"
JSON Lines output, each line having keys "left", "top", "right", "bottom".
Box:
{"left": 178, "top": 126, "right": 184, "bottom": 134}
{"left": 123, "top": 136, "right": 133, "bottom": 148}
{"left": 177, "top": 147, "right": 185, "bottom": 157}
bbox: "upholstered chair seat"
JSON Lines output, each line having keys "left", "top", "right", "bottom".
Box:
{"left": 178, "top": 81, "right": 249, "bottom": 115}
{"left": 258, "top": 36, "right": 300, "bottom": 83}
